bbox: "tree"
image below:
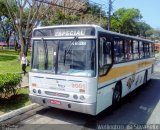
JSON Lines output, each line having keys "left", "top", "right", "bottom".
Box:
{"left": 151, "top": 29, "right": 160, "bottom": 40}
{"left": 137, "top": 22, "right": 152, "bottom": 37}
{"left": 0, "top": 0, "right": 18, "bottom": 50}
{"left": 41, "top": 0, "right": 86, "bottom": 25}
{"left": 0, "top": 0, "right": 8, "bottom": 17}
{"left": 4, "top": 0, "right": 49, "bottom": 55}
{"left": 41, "top": 0, "right": 108, "bottom": 27}
{"left": 0, "top": 17, "right": 14, "bottom": 46}
{"left": 80, "top": 1, "right": 107, "bottom": 27}
{"left": 111, "top": 8, "right": 143, "bottom": 35}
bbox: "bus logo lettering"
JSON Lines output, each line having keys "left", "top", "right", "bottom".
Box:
{"left": 72, "top": 83, "right": 86, "bottom": 90}
{"left": 58, "top": 84, "right": 65, "bottom": 88}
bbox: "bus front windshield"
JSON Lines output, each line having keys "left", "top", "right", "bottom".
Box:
{"left": 32, "top": 39, "right": 96, "bottom": 77}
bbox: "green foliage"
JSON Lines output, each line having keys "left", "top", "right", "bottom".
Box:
{"left": 137, "top": 22, "right": 152, "bottom": 37}
{"left": 86, "top": 2, "right": 106, "bottom": 17}
{"left": 0, "top": 0, "right": 8, "bottom": 17}
{"left": 111, "top": 8, "right": 143, "bottom": 35}
{"left": 0, "top": 0, "right": 17, "bottom": 46}
{"left": 145, "top": 29, "right": 155, "bottom": 38}
{"left": 0, "top": 0, "right": 18, "bottom": 18}
{"left": 42, "top": 11, "right": 80, "bottom": 25}
{"left": 0, "top": 73, "right": 22, "bottom": 98}
{"left": 152, "top": 29, "right": 160, "bottom": 40}
{"left": 111, "top": 8, "right": 154, "bottom": 37}
{"left": 41, "top": 1, "right": 107, "bottom": 27}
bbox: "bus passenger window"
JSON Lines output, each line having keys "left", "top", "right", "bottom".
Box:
{"left": 144, "top": 43, "right": 149, "bottom": 57}
{"left": 150, "top": 43, "right": 155, "bottom": 57}
{"left": 99, "top": 37, "right": 112, "bottom": 75}
{"left": 139, "top": 41, "right": 144, "bottom": 58}
{"left": 151, "top": 43, "right": 155, "bottom": 57}
{"left": 114, "top": 39, "right": 125, "bottom": 63}
{"left": 125, "top": 40, "right": 132, "bottom": 61}
{"left": 133, "top": 40, "right": 139, "bottom": 60}
{"left": 149, "top": 43, "right": 152, "bottom": 57}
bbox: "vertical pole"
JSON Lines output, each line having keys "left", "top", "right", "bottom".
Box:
{"left": 100, "top": 6, "right": 102, "bottom": 24}
{"left": 108, "top": 0, "right": 112, "bottom": 31}
{"left": 63, "top": 0, "right": 65, "bottom": 24}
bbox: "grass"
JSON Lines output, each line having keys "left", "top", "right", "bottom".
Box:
{"left": 0, "top": 50, "right": 31, "bottom": 74}
{"left": 0, "top": 88, "right": 31, "bottom": 115}
{"left": 0, "top": 50, "right": 32, "bottom": 115}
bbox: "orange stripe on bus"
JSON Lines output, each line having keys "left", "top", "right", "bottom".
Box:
{"left": 99, "top": 60, "right": 154, "bottom": 84}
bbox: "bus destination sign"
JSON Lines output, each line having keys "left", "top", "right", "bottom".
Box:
{"left": 54, "top": 29, "right": 85, "bottom": 37}
{"left": 33, "top": 27, "right": 95, "bottom": 37}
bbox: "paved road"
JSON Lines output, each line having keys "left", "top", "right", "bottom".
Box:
{"left": 15, "top": 74, "right": 160, "bottom": 130}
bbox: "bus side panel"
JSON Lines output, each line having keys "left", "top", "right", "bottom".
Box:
{"left": 121, "top": 67, "right": 152, "bottom": 97}
{"left": 121, "top": 76, "right": 132, "bottom": 97}
{"left": 96, "top": 83, "right": 116, "bottom": 114}
{"left": 129, "top": 71, "right": 145, "bottom": 92}
{"left": 147, "top": 67, "right": 152, "bottom": 81}
{"left": 96, "top": 59, "right": 154, "bottom": 114}
{"left": 96, "top": 66, "right": 151, "bottom": 115}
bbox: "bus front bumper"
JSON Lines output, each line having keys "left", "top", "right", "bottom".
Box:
{"left": 29, "top": 94, "right": 96, "bottom": 115}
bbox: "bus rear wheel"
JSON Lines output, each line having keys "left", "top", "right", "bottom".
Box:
{"left": 143, "top": 70, "right": 148, "bottom": 85}
{"left": 112, "top": 82, "right": 121, "bottom": 108}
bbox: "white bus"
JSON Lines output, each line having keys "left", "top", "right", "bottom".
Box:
{"left": 29, "top": 25, "right": 155, "bottom": 115}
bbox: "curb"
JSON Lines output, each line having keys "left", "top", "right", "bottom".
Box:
{"left": 0, "top": 103, "right": 43, "bottom": 124}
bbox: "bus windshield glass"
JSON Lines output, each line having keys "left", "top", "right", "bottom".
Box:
{"left": 32, "top": 39, "right": 96, "bottom": 77}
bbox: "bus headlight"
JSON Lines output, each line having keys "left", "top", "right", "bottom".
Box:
{"left": 73, "top": 94, "right": 78, "bottom": 99}
{"left": 80, "top": 95, "right": 85, "bottom": 100}
{"left": 33, "top": 89, "right": 36, "bottom": 93}
{"left": 38, "top": 89, "right": 42, "bottom": 94}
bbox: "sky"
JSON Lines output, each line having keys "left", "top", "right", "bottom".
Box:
{"left": 91, "top": 0, "right": 160, "bottom": 29}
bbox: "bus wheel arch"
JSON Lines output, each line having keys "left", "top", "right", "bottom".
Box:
{"left": 112, "top": 81, "right": 122, "bottom": 106}
{"left": 143, "top": 70, "right": 148, "bottom": 84}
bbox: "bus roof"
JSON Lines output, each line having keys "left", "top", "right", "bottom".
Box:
{"left": 34, "top": 24, "right": 154, "bottom": 43}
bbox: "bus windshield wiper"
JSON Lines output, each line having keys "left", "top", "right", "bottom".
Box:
{"left": 64, "top": 37, "right": 79, "bottom": 65}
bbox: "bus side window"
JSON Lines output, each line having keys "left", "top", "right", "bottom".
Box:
{"left": 139, "top": 41, "right": 144, "bottom": 58}
{"left": 149, "top": 43, "right": 154, "bottom": 57}
{"left": 149, "top": 43, "right": 152, "bottom": 57}
{"left": 132, "top": 40, "right": 139, "bottom": 60}
{"left": 113, "top": 39, "right": 125, "bottom": 63}
{"left": 144, "top": 42, "right": 149, "bottom": 57}
{"left": 125, "top": 39, "right": 133, "bottom": 61}
{"left": 99, "top": 36, "right": 112, "bottom": 75}
{"left": 152, "top": 43, "right": 155, "bottom": 57}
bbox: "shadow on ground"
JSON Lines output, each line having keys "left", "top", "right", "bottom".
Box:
{"left": 0, "top": 55, "right": 17, "bottom": 61}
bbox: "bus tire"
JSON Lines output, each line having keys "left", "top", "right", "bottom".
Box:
{"left": 143, "top": 70, "right": 148, "bottom": 85}
{"left": 112, "top": 82, "right": 122, "bottom": 108}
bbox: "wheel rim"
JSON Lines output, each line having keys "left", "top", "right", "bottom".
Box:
{"left": 144, "top": 72, "right": 147, "bottom": 84}
{"left": 113, "top": 85, "right": 121, "bottom": 103}
{"left": 113, "top": 90, "right": 120, "bottom": 102}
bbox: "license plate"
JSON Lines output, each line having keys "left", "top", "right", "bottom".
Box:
{"left": 50, "top": 100, "right": 61, "bottom": 105}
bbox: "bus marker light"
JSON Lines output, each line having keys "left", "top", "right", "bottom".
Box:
{"left": 50, "top": 100, "right": 61, "bottom": 105}
{"left": 33, "top": 89, "right": 36, "bottom": 93}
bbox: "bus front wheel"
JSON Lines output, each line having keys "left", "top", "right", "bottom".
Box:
{"left": 143, "top": 70, "right": 148, "bottom": 85}
{"left": 112, "top": 82, "right": 122, "bottom": 108}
